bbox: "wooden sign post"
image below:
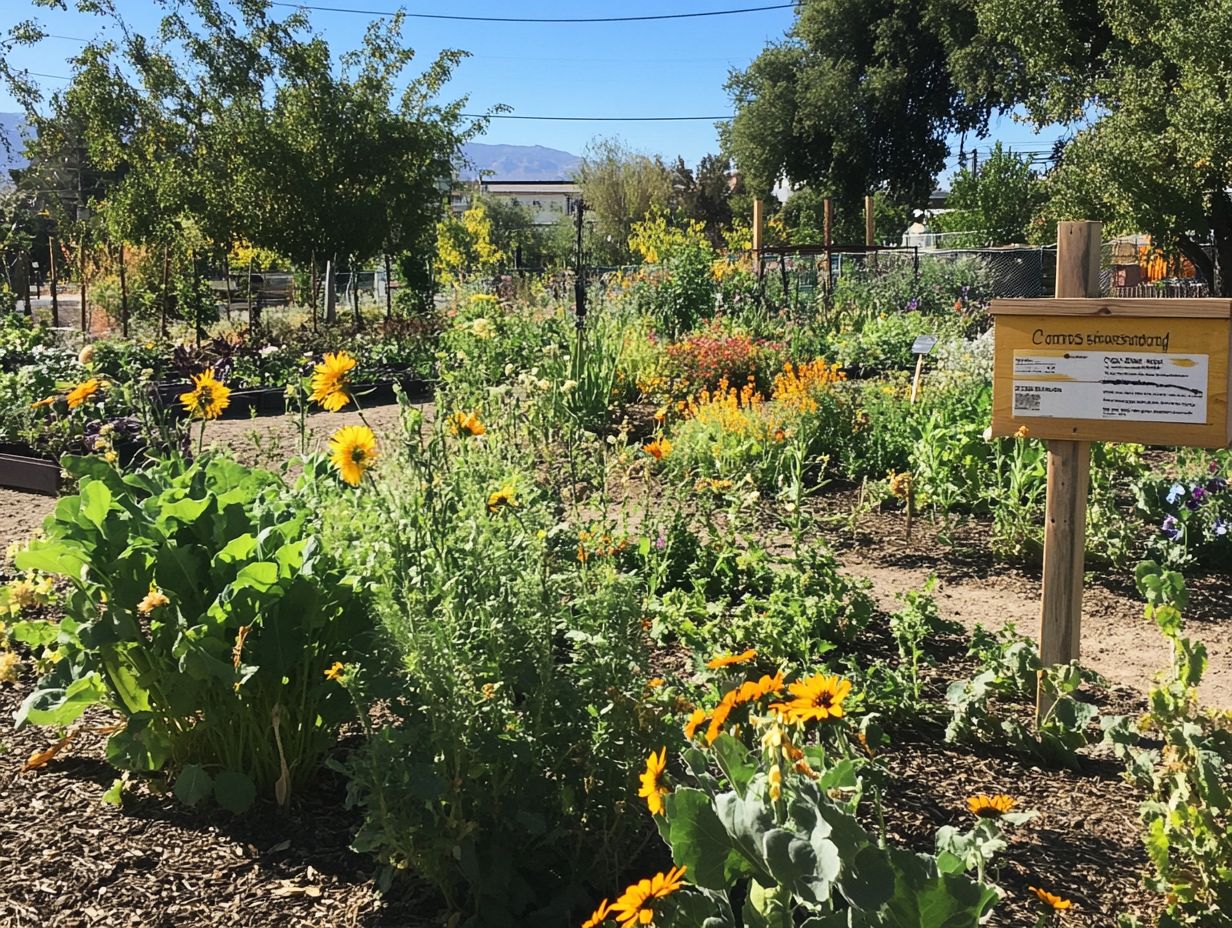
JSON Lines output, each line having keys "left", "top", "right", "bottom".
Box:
{"left": 990, "top": 220, "right": 1232, "bottom": 720}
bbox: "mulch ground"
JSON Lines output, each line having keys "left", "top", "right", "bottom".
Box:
{"left": 0, "top": 671, "right": 439, "bottom": 928}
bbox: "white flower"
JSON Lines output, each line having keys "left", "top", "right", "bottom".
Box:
{"left": 537, "top": 379, "right": 551, "bottom": 392}
{"left": 259, "top": 344, "right": 281, "bottom": 357}
{"left": 470, "top": 318, "right": 495, "bottom": 339}
{"left": 504, "top": 363, "right": 515, "bottom": 377}
{"left": 561, "top": 380, "right": 578, "bottom": 393}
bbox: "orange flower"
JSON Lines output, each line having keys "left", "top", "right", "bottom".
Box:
{"left": 449, "top": 411, "right": 486, "bottom": 437}
{"left": 581, "top": 899, "right": 612, "bottom": 928}
{"left": 1029, "top": 886, "right": 1072, "bottom": 911}
{"left": 643, "top": 437, "right": 672, "bottom": 460}
{"left": 609, "top": 866, "right": 687, "bottom": 926}
{"left": 66, "top": 379, "right": 101, "bottom": 410}
{"left": 967, "top": 793, "right": 1016, "bottom": 819}
{"left": 771, "top": 674, "right": 852, "bottom": 724}
{"left": 683, "top": 709, "right": 707, "bottom": 741}
{"left": 706, "top": 649, "right": 756, "bottom": 669}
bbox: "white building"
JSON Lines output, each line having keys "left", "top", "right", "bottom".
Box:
{"left": 451, "top": 180, "right": 580, "bottom": 226}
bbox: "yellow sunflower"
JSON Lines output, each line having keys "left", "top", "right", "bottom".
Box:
{"left": 581, "top": 899, "right": 612, "bottom": 928}
{"left": 66, "top": 378, "right": 102, "bottom": 410}
{"left": 683, "top": 709, "right": 707, "bottom": 741}
{"left": 609, "top": 866, "right": 687, "bottom": 926}
{"left": 324, "top": 661, "right": 346, "bottom": 682}
{"left": 1029, "top": 886, "right": 1072, "bottom": 911}
{"left": 642, "top": 437, "right": 672, "bottom": 460}
{"left": 449, "top": 410, "right": 487, "bottom": 437}
{"left": 770, "top": 673, "right": 853, "bottom": 724}
{"left": 179, "top": 369, "right": 232, "bottom": 420}
{"left": 706, "top": 648, "right": 756, "bottom": 669}
{"left": 310, "top": 351, "right": 357, "bottom": 412}
{"left": 487, "top": 485, "right": 518, "bottom": 513}
{"left": 637, "top": 747, "right": 670, "bottom": 816}
{"left": 967, "top": 793, "right": 1016, "bottom": 819}
{"left": 329, "top": 425, "right": 378, "bottom": 486}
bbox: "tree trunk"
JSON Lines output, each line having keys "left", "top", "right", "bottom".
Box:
{"left": 222, "top": 252, "right": 233, "bottom": 321}
{"left": 1211, "top": 189, "right": 1232, "bottom": 297}
{"left": 383, "top": 252, "right": 392, "bottom": 321}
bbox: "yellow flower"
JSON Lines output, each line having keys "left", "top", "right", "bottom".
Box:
{"left": 469, "top": 317, "right": 496, "bottom": 339}
{"left": 647, "top": 677, "right": 665, "bottom": 689}
{"left": 888, "top": 471, "right": 913, "bottom": 500}
{"left": 324, "top": 661, "right": 346, "bottom": 682}
{"left": 8, "top": 579, "right": 40, "bottom": 612}
{"left": 770, "top": 674, "right": 853, "bottom": 724}
{"left": 967, "top": 793, "right": 1016, "bottom": 818}
{"left": 449, "top": 411, "right": 487, "bottom": 437}
{"left": 0, "top": 650, "right": 21, "bottom": 683}
{"left": 179, "top": 369, "right": 231, "bottom": 420}
{"left": 706, "top": 649, "right": 756, "bottom": 669}
{"left": 609, "top": 866, "right": 687, "bottom": 926}
{"left": 1029, "top": 886, "right": 1072, "bottom": 911}
{"left": 310, "top": 351, "right": 357, "bottom": 412}
{"left": 137, "top": 588, "right": 170, "bottom": 615}
{"left": 67, "top": 379, "right": 101, "bottom": 410}
{"left": 78, "top": 344, "right": 96, "bottom": 366}
{"left": 329, "top": 425, "right": 378, "bottom": 487}
{"left": 768, "top": 763, "right": 783, "bottom": 800}
{"left": 1014, "top": 424, "right": 1031, "bottom": 439}
{"left": 683, "top": 708, "right": 707, "bottom": 741}
{"left": 642, "top": 438, "right": 672, "bottom": 460}
{"left": 581, "top": 899, "right": 613, "bottom": 928}
{"left": 637, "top": 747, "right": 670, "bottom": 816}
{"left": 487, "top": 485, "right": 518, "bottom": 513}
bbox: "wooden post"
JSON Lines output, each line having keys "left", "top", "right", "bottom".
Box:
{"left": 865, "top": 194, "right": 877, "bottom": 268}
{"left": 118, "top": 242, "right": 129, "bottom": 337}
{"left": 383, "top": 252, "right": 393, "bottom": 321}
{"left": 822, "top": 198, "right": 833, "bottom": 291}
{"left": 48, "top": 235, "right": 59, "bottom": 326}
{"left": 1037, "top": 220, "right": 1101, "bottom": 721}
{"left": 752, "top": 198, "right": 764, "bottom": 280}
{"left": 79, "top": 233, "right": 88, "bottom": 334}
{"left": 160, "top": 244, "right": 170, "bottom": 336}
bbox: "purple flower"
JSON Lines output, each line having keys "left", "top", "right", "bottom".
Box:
{"left": 1161, "top": 515, "right": 1181, "bottom": 540}
{"left": 1208, "top": 477, "right": 1228, "bottom": 494}
{"left": 1191, "top": 485, "right": 1207, "bottom": 504}
{"left": 654, "top": 533, "right": 667, "bottom": 550}
{"left": 1166, "top": 483, "right": 1186, "bottom": 505}
{"left": 1211, "top": 460, "right": 1222, "bottom": 474}
{"left": 906, "top": 298, "right": 920, "bottom": 312}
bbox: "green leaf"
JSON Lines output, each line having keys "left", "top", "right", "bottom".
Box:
{"left": 101, "top": 778, "right": 124, "bottom": 807}
{"left": 16, "top": 673, "right": 107, "bottom": 727}
{"left": 105, "top": 714, "right": 172, "bottom": 772}
{"left": 664, "top": 788, "right": 750, "bottom": 890}
{"left": 214, "top": 770, "right": 256, "bottom": 814}
{"left": 232, "top": 561, "right": 281, "bottom": 593}
{"left": 174, "top": 764, "right": 214, "bottom": 807}
{"left": 78, "top": 480, "right": 114, "bottom": 530}
{"left": 711, "top": 732, "right": 756, "bottom": 797}
{"left": 14, "top": 542, "right": 89, "bottom": 580}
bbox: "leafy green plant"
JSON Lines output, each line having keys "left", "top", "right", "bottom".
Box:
{"left": 10, "top": 453, "right": 369, "bottom": 810}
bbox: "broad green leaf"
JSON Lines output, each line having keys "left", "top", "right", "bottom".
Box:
{"left": 664, "top": 788, "right": 750, "bottom": 890}
{"left": 101, "top": 778, "right": 124, "bottom": 807}
{"left": 214, "top": 770, "right": 256, "bottom": 814}
{"left": 233, "top": 561, "right": 280, "bottom": 593}
{"left": 174, "top": 764, "right": 214, "bottom": 807}
{"left": 14, "top": 542, "right": 89, "bottom": 580}
{"left": 711, "top": 733, "right": 756, "bottom": 797}
{"left": 78, "top": 480, "right": 114, "bottom": 531}
{"left": 105, "top": 714, "right": 172, "bottom": 772}
{"left": 16, "top": 673, "right": 107, "bottom": 727}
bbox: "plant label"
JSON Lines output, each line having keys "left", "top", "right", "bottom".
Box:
{"left": 911, "top": 335, "right": 938, "bottom": 355}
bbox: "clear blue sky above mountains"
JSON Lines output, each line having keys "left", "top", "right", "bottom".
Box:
{"left": 1, "top": 1, "right": 1062, "bottom": 181}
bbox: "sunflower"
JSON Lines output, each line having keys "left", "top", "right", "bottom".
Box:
{"left": 324, "top": 661, "right": 346, "bottom": 682}
{"left": 449, "top": 410, "right": 487, "bottom": 437}
{"left": 704, "top": 672, "right": 784, "bottom": 744}
{"left": 967, "top": 793, "right": 1016, "bottom": 819}
{"left": 683, "top": 709, "right": 707, "bottom": 741}
{"left": 67, "top": 378, "right": 102, "bottom": 410}
{"left": 706, "top": 648, "right": 756, "bottom": 669}
{"left": 329, "top": 425, "right": 378, "bottom": 486}
{"left": 179, "top": 369, "right": 231, "bottom": 420}
{"left": 1029, "top": 886, "right": 1072, "bottom": 911}
{"left": 770, "top": 673, "right": 852, "bottom": 724}
{"left": 637, "top": 747, "right": 670, "bottom": 816}
{"left": 310, "top": 351, "right": 357, "bottom": 412}
{"left": 487, "top": 485, "right": 518, "bottom": 513}
{"left": 643, "top": 438, "right": 672, "bottom": 460}
{"left": 581, "top": 899, "right": 612, "bottom": 928}
{"left": 609, "top": 866, "right": 687, "bottom": 926}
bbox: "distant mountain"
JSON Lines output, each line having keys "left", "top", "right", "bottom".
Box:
{"left": 458, "top": 142, "right": 580, "bottom": 181}
{"left": 0, "top": 112, "right": 27, "bottom": 177}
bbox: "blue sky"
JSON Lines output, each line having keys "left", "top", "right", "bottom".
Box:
{"left": 2, "top": 1, "right": 1064, "bottom": 180}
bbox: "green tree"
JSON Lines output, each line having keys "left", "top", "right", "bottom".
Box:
{"left": 575, "top": 138, "right": 672, "bottom": 265}
{"left": 724, "top": 0, "right": 1002, "bottom": 208}
{"left": 779, "top": 188, "right": 911, "bottom": 245}
{"left": 931, "top": 142, "right": 1047, "bottom": 244}
{"left": 976, "top": 0, "right": 1232, "bottom": 290}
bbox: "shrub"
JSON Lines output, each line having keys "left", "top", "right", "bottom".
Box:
{"left": 11, "top": 453, "right": 369, "bottom": 811}
{"left": 627, "top": 213, "right": 717, "bottom": 336}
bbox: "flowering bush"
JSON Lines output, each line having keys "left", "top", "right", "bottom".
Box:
{"left": 1142, "top": 450, "right": 1232, "bottom": 568}
{"left": 652, "top": 325, "right": 784, "bottom": 402}
{"left": 627, "top": 213, "right": 718, "bottom": 336}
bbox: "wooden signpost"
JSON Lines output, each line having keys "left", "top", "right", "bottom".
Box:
{"left": 990, "top": 220, "right": 1232, "bottom": 719}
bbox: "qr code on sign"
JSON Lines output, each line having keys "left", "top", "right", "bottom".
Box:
{"left": 1014, "top": 392, "right": 1041, "bottom": 413}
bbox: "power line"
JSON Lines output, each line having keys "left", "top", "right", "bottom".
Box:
{"left": 463, "top": 112, "right": 731, "bottom": 121}
{"left": 268, "top": 2, "right": 795, "bottom": 23}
